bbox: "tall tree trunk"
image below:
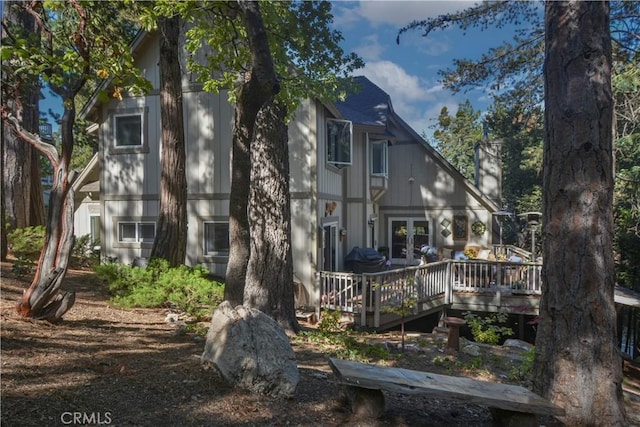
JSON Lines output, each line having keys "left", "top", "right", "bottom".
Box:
{"left": 224, "top": 81, "right": 256, "bottom": 306}
{"left": 534, "top": 1, "right": 626, "bottom": 425}
{"left": 231, "top": 0, "right": 298, "bottom": 332}
{"left": 244, "top": 99, "right": 299, "bottom": 332}
{"left": 1, "top": 0, "right": 44, "bottom": 230}
{"left": 2, "top": 123, "right": 32, "bottom": 229}
{"left": 224, "top": 0, "right": 280, "bottom": 305}
{"left": 150, "top": 14, "right": 187, "bottom": 267}
{"left": 29, "top": 148, "right": 46, "bottom": 226}
{"left": 1, "top": 129, "right": 6, "bottom": 261}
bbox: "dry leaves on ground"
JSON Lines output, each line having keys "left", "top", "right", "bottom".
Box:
{"left": 1, "top": 263, "right": 639, "bottom": 426}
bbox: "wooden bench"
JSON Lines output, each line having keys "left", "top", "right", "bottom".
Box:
{"left": 329, "top": 358, "right": 564, "bottom": 426}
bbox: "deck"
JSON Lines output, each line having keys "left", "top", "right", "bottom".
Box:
{"left": 318, "top": 259, "right": 640, "bottom": 330}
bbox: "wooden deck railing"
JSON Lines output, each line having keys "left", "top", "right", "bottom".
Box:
{"left": 318, "top": 259, "right": 543, "bottom": 328}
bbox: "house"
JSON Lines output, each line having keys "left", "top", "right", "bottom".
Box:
{"left": 77, "top": 31, "right": 502, "bottom": 309}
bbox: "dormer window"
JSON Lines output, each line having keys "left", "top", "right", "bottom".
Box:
{"left": 327, "top": 118, "right": 352, "bottom": 167}
{"left": 371, "top": 139, "right": 388, "bottom": 176}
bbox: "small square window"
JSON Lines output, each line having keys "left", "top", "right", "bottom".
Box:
{"left": 138, "top": 223, "right": 156, "bottom": 243}
{"left": 204, "top": 222, "right": 229, "bottom": 256}
{"left": 118, "top": 223, "right": 137, "bottom": 242}
{"left": 115, "top": 115, "right": 142, "bottom": 147}
{"left": 327, "top": 119, "right": 352, "bottom": 166}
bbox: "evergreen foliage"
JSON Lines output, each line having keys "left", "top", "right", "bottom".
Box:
{"left": 95, "top": 259, "right": 224, "bottom": 319}
{"left": 6, "top": 225, "right": 45, "bottom": 261}
{"left": 431, "top": 100, "right": 483, "bottom": 182}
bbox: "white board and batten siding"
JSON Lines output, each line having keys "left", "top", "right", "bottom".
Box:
{"left": 379, "top": 141, "right": 495, "bottom": 253}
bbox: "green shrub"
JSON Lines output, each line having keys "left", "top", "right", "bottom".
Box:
{"left": 70, "top": 234, "right": 100, "bottom": 268}
{"left": 7, "top": 225, "right": 45, "bottom": 260}
{"left": 508, "top": 347, "right": 536, "bottom": 381}
{"left": 94, "top": 259, "right": 224, "bottom": 318}
{"left": 317, "top": 308, "right": 342, "bottom": 334}
{"left": 463, "top": 311, "right": 514, "bottom": 345}
{"left": 7, "top": 225, "right": 45, "bottom": 276}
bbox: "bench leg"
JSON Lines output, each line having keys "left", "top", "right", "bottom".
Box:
{"left": 342, "top": 385, "right": 385, "bottom": 419}
{"left": 489, "top": 408, "right": 537, "bottom": 427}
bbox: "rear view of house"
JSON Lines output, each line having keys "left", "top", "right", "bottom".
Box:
{"left": 77, "top": 31, "right": 501, "bottom": 310}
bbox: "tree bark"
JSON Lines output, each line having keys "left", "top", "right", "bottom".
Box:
{"left": 1, "top": 0, "right": 45, "bottom": 230}
{"left": 8, "top": 107, "right": 77, "bottom": 321}
{"left": 29, "top": 148, "right": 46, "bottom": 226}
{"left": 244, "top": 99, "right": 299, "bottom": 333}
{"left": 229, "top": 0, "right": 298, "bottom": 332}
{"left": 1, "top": 129, "right": 6, "bottom": 261}
{"left": 224, "top": 80, "right": 256, "bottom": 306}
{"left": 150, "top": 14, "right": 187, "bottom": 267}
{"left": 534, "top": 2, "right": 626, "bottom": 425}
{"left": 224, "top": 0, "right": 281, "bottom": 305}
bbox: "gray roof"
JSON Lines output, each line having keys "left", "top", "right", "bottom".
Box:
{"left": 334, "top": 76, "right": 392, "bottom": 127}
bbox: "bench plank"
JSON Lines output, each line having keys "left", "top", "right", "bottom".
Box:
{"left": 329, "top": 358, "right": 564, "bottom": 417}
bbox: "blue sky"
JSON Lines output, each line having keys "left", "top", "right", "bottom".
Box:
{"left": 330, "top": 1, "right": 525, "bottom": 138}
{"left": 39, "top": 1, "right": 525, "bottom": 138}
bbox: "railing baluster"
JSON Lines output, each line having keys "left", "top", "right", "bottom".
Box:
{"left": 317, "top": 258, "right": 543, "bottom": 328}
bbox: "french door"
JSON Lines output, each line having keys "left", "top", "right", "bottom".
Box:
{"left": 388, "top": 218, "right": 431, "bottom": 265}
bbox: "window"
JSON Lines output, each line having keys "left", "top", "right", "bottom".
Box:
{"left": 371, "top": 140, "right": 388, "bottom": 176}
{"left": 204, "top": 222, "right": 229, "bottom": 256}
{"left": 117, "top": 221, "right": 155, "bottom": 243}
{"left": 114, "top": 114, "right": 143, "bottom": 147}
{"left": 90, "top": 215, "right": 100, "bottom": 247}
{"left": 327, "top": 119, "right": 352, "bottom": 166}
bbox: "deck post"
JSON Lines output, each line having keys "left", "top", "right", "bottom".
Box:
{"left": 374, "top": 278, "right": 381, "bottom": 328}
{"left": 445, "top": 263, "right": 452, "bottom": 305}
{"left": 360, "top": 274, "right": 367, "bottom": 327}
{"left": 315, "top": 272, "right": 321, "bottom": 322}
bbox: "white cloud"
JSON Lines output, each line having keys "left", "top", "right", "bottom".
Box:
{"left": 331, "top": 2, "right": 362, "bottom": 30}
{"left": 358, "top": 60, "right": 439, "bottom": 133}
{"left": 354, "top": 34, "right": 385, "bottom": 61}
{"left": 361, "top": 60, "right": 430, "bottom": 102}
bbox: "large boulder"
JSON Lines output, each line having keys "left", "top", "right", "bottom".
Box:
{"left": 201, "top": 301, "right": 298, "bottom": 398}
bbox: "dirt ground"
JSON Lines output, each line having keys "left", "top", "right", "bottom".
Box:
{"left": 1, "top": 262, "right": 639, "bottom": 427}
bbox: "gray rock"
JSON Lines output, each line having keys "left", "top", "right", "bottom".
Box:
{"left": 201, "top": 301, "right": 298, "bottom": 398}
{"left": 503, "top": 339, "right": 534, "bottom": 351}
{"left": 165, "top": 313, "right": 180, "bottom": 323}
{"left": 461, "top": 344, "right": 481, "bottom": 357}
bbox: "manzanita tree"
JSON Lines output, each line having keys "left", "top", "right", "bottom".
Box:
{"left": 0, "top": 0, "right": 150, "bottom": 321}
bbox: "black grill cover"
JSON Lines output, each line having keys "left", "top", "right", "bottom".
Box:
{"left": 344, "top": 247, "right": 387, "bottom": 273}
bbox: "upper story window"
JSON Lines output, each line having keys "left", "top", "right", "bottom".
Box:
{"left": 117, "top": 221, "right": 155, "bottom": 243}
{"left": 109, "top": 107, "right": 149, "bottom": 154}
{"left": 371, "top": 140, "right": 388, "bottom": 176}
{"left": 204, "top": 221, "right": 230, "bottom": 256}
{"left": 327, "top": 119, "right": 352, "bottom": 167}
{"left": 114, "top": 114, "right": 143, "bottom": 147}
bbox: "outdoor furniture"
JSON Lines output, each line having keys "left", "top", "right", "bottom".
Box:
{"left": 329, "top": 358, "right": 565, "bottom": 424}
